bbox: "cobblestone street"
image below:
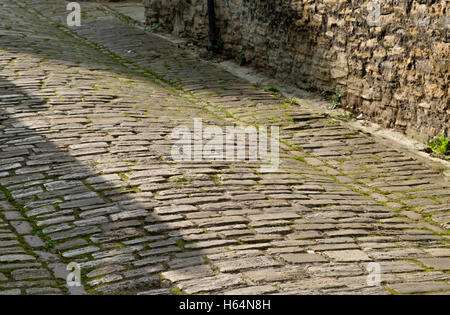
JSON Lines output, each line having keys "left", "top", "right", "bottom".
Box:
{"left": 0, "top": 0, "right": 449, "bottom": 295}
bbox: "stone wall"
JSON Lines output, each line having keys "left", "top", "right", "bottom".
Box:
{"left": 144, "top": 0, "right": 449, "bottom": 143}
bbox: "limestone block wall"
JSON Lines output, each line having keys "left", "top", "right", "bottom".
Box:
{"left": 144, "top": 0, "right": 449, "bottom": 143}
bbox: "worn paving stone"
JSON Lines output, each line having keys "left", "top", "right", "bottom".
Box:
{"left": 184, "top": 239, "right": 238, "bottom": 250}
{"left": 176, "top": 274, "right": 244, "bottom": 294}
{"left": 368, "top": 249, "right": 428, "bottom": 260}
{"left": 221, "top": 285, "right": 277, "bottom": 295}
{"left": 214, "top": 256, "right": 282, "bottom": 272}
{"left": 62, "top": 246, "right": 100, "bottom": 258}
{"left": 137, "top": 288, "right": 172, "bottom": 295}
{"left": 25, "top": 287, "right": 63, "bottom": 295}
{"left": 0, "top": 273, "right": 7, "bottom": 282}
{"left": 280, "top": 253, "right": 328, "bottom": 264}
{"left": 243, "top": 267, "right": 308, "bottom": 283}
{"left": 0, "top": 289, "right": 21, "bottom": 295}
{"left": 278, "top": 278, "right": 347, "bottom": 292}
{"left": 324, "top": 250, "right": 372, "bottom": 262}
{"left": 376, "top": 261, "right": 424, "bottom": 273}
{"left": 86, "top": 265, "right": 126, "bottom": 279}
{"left": 0, "top": 255, "right": 36, "bottom": 263}
{"left": 424, "top": 248, "right": 450, "bottom": 257}
{"left": 417, "top": 258, "right": 450, "bottom": 271}
{"left": 11, "top": 268, "right": 51, "bottom": 281}
{"left": 161, "top": 265, "right": 215, "bottom": 282}
{"left": 9, "top": 221, "right": 34, "bottom": 235}
{"left": 387, "top": 282, "right": 450, "bottom": 294}
{"left": 307, "top": 264, "right": 365, "bottom": 278}
{"left": 23, "top": 235, "right": 45, "bottom": 248}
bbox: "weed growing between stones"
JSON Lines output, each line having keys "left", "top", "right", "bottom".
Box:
{"left": 426, "top": 130, "right": 449, "bottom": 160}
{"left": 264, "top": 86, "right": 280, "bottom": 97}
{"left": 238, "top": 52, "right": 246, "bottom": 66}
{"left": 329, "top": 92, "right": 342, "bottom": 110}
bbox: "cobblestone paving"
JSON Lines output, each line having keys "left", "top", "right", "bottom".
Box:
{"left": 0, "top": 0, "right": 449, "bottom": 295}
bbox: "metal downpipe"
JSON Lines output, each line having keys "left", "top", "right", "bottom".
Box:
{"left": 207, "top": 0, "right": 217, "bottom": 52}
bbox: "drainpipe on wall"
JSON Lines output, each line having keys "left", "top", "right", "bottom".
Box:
{"left": 207, "top": 0, "right": 217, "bottom": 52}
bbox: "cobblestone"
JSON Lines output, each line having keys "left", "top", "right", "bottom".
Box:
{"left": 0, "top": 0, "right": 448, "bottom": 295}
